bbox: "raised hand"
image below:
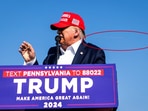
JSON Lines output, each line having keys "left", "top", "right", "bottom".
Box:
{"left": 19, "top": 41, "right": 36, "bottom": 62}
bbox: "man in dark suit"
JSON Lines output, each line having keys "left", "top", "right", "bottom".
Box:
{"left": 19, "top": 12, "right": 116, "bottom": 111}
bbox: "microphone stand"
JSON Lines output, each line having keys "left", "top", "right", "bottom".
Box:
{"left": 55, "top": 35, "right": 61, "bottom": 64}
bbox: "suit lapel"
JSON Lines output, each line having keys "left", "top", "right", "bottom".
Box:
{"left": 72, "top": 41, "right": 86, "bottom": 64}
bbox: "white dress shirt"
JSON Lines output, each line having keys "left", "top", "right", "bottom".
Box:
{"left": 57, "top": 39, "right": 82, "bottom": 65}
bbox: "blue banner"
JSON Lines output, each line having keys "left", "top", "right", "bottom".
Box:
{"left": 0, "top": 64, "right": 118, "bottom": 109}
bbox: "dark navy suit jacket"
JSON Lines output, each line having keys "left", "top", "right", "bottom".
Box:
{"left": 41, "top": 41, "right": 106, "bottom": 65}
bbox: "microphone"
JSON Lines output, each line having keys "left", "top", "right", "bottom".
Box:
{"left": 55, "top": 35, "right": 61, "bottom": 64}
{"left": 55, "top": 35, "right": 61, "bottom": 44}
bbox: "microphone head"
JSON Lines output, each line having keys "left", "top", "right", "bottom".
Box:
{"left": 55, "top": 35, "right": 61, "bottom": 42}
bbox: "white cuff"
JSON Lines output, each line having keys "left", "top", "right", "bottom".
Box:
{"left": 23, "top": 57, "right": 37, "bottom": 65}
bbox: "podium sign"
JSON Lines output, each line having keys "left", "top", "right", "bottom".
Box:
{"left": 0, "top": 64, "right": 118, "bottom": 109}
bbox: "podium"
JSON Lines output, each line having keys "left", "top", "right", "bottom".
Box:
{"left": 0, "top": 64, "right": 118, "bottom": 110}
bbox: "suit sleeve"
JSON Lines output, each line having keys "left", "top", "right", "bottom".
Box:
{"left": 95, "top": 49, "right": 106, "bottom": 64}
{"left": 86, "top": 43, "right": 106, "bottom": 64}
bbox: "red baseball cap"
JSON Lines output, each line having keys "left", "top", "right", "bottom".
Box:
{"left": 50, "top": 12, "right": 85, "bottom": 31}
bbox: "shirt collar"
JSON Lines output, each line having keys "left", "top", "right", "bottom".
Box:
{"left": 60, "top": 39, "right": 82, "bottom": 54}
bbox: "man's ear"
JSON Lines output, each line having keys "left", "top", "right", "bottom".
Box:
{"left": 74, "top": 28, "right": 79, "bottom": 38}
